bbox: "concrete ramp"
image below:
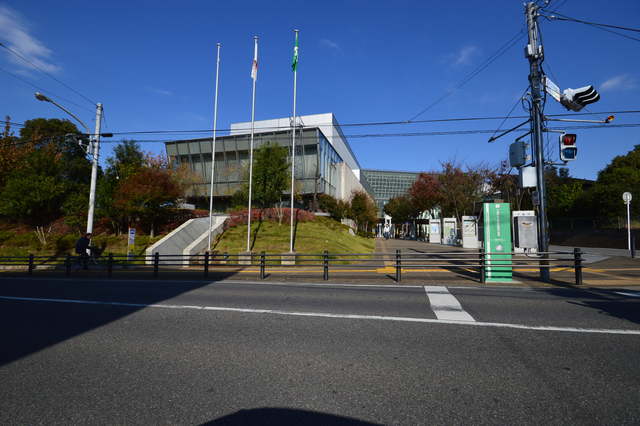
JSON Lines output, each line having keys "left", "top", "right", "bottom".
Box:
{"left": 145, "top": 215, "right": 228, "bottom": 266}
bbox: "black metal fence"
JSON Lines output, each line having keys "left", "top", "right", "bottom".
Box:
{"left": 0, "top": 249, "right": 588, "bottom": 285}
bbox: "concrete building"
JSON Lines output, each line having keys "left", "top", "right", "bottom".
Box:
{"left": 165, "top": 113, "right": 373, "bottom": 210}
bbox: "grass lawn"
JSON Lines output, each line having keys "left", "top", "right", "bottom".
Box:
{"left": 212, "top": 216, "right": 375, "bottom": 263}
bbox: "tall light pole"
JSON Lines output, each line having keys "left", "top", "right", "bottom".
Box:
{"left": 35, "top": 92, "right": 103, "bottom": 235}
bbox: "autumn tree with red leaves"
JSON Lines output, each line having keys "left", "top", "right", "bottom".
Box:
{"left": 114, "top": 168, "right": 181, "bottom": 237}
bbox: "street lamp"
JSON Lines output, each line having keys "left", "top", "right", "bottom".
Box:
{"left": 34, "top": 92, "right": 103, "bottom": 235}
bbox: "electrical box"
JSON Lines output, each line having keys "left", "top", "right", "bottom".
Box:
{"left": 519, "top": 166, "right": 537, "bottom": 188}
{"left": 514, "top": 214, "right": 538, "bottom": 251}
{"left": 509, "top": 141, "right": 529, "bottom": 168}
{"left": 443, "top": 218, "right": 457, "bottom": 245}
{"left": 462, "top": 216, "right": 479, "bottom": 249}
{"left": 429, "top": 219, "right": 441, "bottom": 244}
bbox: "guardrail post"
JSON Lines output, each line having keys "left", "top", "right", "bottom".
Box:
{"left": 323, "top": 250, "right": 329, "bottom": 281}
{"left": 28, "top": 254, "right": 34, "bottom": 275}
{"left": 574, "top": 248, "right": 583, "bottom": 286}
{"left": 224, "top": 252, "right": 228, "bottom": 264}
{"left": 65, "top": 254, "right": 72, "bottom": 276}
{"left": 395, "top": 249, "right": 401, "bottom": 282}
{"left": 204, "top": 251, "right": 210, "bottom": 278}
{"left": 479, "top": 248, "right": 485, "bottom": 284}
{"left": 153, "top": 252, "right": 159, "bottom": 278}
{"left": 260, "top": 251, "right": 266, "bottom": 280}
{"left": 107, "top": 253, "right": 113, "bottom": 278}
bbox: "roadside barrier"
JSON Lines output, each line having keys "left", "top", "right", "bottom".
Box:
{"left": 0, "top": 248, "right": 595, "bottom": 285}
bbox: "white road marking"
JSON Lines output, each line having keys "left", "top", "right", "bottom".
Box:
{"left": 424, "top": 286, "right": 475, "bottom": 322}
{"left": 2, "top": 295, "right": 639, "bottom": 336}
{"left": 615, "top": 291, "right": 640, "bottom": 298}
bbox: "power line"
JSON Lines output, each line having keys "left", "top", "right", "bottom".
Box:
{"left": 408, "top": 29, "right": 526, "bottom": 121}
{"left": 103, "top": 110, "right": 640, "bottom": 136}
{"left": 0, "top": 42, "right": 97, "bottom": 106}
{"left": 0, "top": 66, "right": 95, "bottom": 114}
{"left": 0, "top": 120, "right": 25, "bottom": 127}
{"left": 490, "top": 87, "right": 530, "bottom": 140}
{"left": 545, "top": 12, "right": 640, "bottom": 43}
{"left": 2, "top": 122, "right": 638, "bottom": 149}
{"left": 88, "top": 123, "right": 640, "bottom": 144}
{"left": 6, "top": 109, "right": 640, "bottom": 139}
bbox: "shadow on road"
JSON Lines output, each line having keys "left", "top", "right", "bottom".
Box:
{"left": 0, "top": 271, "right": 238, "bottom": 367}
{"left": 203, "top": 407, "right": 381, "bottom": 426}
{"left": 544, "top": 287, "right": 640, "bottom": 325}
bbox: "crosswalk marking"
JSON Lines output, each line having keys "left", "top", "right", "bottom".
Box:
{"left": 424, "top": 286, "right": 475, "bottom": 322}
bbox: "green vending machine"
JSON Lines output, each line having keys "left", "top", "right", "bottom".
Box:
{"left": 483, "top": 202, "right": 512, "bottom": 282}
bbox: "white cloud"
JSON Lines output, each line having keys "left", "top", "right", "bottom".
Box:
{"left": 319, "top": 38, "right": 341, "bottom": 52}
{"left": 0, "top": 5, "right": 60, "bottom": 73}
{"left": 600, "top": 74, "right": 637, "bottom": 91}
{"left": 146, "top": 86, "right": 173, "bottom": 96}
{"left": 450, "top": 45, "right": 480, "bottom": 66}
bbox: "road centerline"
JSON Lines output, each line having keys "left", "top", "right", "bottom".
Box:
{"left": 424, "top": 285, "right": 475, "bottom": 322}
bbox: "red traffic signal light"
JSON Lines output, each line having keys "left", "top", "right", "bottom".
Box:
{"left": 561, "top": 133, "right": 576, "bottom": 146}
{"left": 559, "top": 133, "right": 577, "bottom": 161}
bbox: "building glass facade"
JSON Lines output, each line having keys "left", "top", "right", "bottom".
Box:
{"left": 361, "top": 169, "right": 420, "bottom": 216}
{"left": 165, "top": 128, "right": 344, "bottom": 203}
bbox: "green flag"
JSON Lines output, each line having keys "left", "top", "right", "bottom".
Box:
{"left": 291, "top": 31, "right": 299, "bottom": 72}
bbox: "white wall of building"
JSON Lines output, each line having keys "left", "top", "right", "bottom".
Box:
{"left": 337, "top": 162, "right": 366, "bottom": 201}
{"left": 230, "top": 113, "right": 361, "bottom": 179}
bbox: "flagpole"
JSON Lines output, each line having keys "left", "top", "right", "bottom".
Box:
{"left": 208, "top": 42, "right": 221, "bottom": 250}
{"left": 247, "top": 36, "right": 258, "bottom": 253}
{"left": 289, "top": 29, "right": 299, "bottom": 253}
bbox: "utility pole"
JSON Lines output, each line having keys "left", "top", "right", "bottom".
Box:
{"left": 86, "top": 103, "right": 103, "bottom": 235}
{"left": 525, "top": 2, "right": 550, "bottom": 281}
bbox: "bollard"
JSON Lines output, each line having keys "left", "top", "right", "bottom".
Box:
{"left": 631, "top": 232, "right": 636, "bottom": 259}
{"left": 479, "top": 248, "right": 486, "bottom": 284}
{"left": 574, "top": 248, "right": 583, "bottom": 286}
{"left": 65, "top": 254, "right": 72, "bottom": 276}
{"left": 153, "top": 252, "right": 159, "bottom": 278}
{"left": 28, "top": 254, "right": 34, "bottom": 275}
{"left": 107, "top": 253, "right": 113, "bottom": 278}
{"left": 260, "top": 252, "right": 266, "bottom": 280}
{"left": 204, "top": 251, "right": 210, "bottom": 278}
{"left": 395, "top": 249, "right": 401, "bottom": 282}
{"left": 323, "top": 250, "right": 329, "bottom": 281}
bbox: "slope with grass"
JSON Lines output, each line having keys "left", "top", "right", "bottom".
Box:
{"left": 212, "top": 216, "right": 375, "bottom": 255}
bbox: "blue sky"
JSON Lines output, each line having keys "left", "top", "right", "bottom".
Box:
{"left": 1, "top": 0, "right": 638, "bottom": 180}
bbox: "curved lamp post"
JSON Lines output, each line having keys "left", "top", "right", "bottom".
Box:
{"left": 34, "top": 92, "right": 103, "bottom": 235}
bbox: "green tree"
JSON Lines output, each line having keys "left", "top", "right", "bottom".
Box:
{"left": 349, "top": 190, "right": 378, "bottom": 233}
{"left": 590, "top": 145, "right": 640, "bottom": 220}
{"left": 384, "top": 195, "right": 420, "bottom": 223}
{"left": 437, "top": 161, "right": 492, "bottom": 220}
{"left": 231, "top": 142, "right": 290, "bottom": 210}
{"left": 97, "top": 140, "right": 147, "bottom": 234}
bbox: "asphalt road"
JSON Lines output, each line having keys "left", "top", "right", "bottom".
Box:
{"left": 1, "top": 277, "right": 639, "bottom": 425}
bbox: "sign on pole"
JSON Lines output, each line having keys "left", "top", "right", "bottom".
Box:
{"left": 127, "top": 228, "right": 136, "bottom": 257}
{"left": 483, "top": 203, "right": 513, "bottom": 282}
{"left": 623, "top": 192, "right": 632, "bottom": 251}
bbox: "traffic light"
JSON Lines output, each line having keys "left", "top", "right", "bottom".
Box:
{"left": 559, "top": 133, "right": 577, "bottom": 161}
{"left": 560, "top": 85, "right": 600, "bottom": 112}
